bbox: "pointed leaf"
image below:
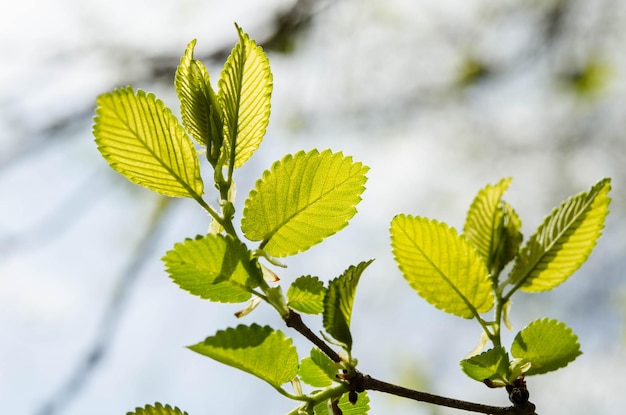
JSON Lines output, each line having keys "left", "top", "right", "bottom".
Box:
{"left": 242, "top": 150, "right": 369, "bottom": 257}
{"left": 287, "top": 276, "right": 326, "bottom": 314}
{"left": 511, "top": 318, "right": 581, "bottom": 375}
{"left": 464, "top": 178, "right": 522, "bottom": 274}
{"left": 509, "top": 178, "right": 611, "bottom": 292}
{"left": 175, "top": 39, "right": 223, "bottom": 163}
{"left": 162, "top": 234, "right": 261, "bottom": 303}
{"left": 390, "top": 215, "right": 493, "bottom": 318}
{"left": 323, "top": 260, "right": 373, "bottom": 351}
{"left": 299, "top": 348, "right": 337, "bottom": 387}
{"left": 460, "top": 347, "right": 510, "bottom": 384}
{"left": 94, "top": 87, "right": 203, "bottom": 198}
{"left": 127, "top": 403, "right": 188, "bottom": 415}
{"left": 219, "top": 24, "right": 272, "bottom": 168}
{"left": 189, "top": 324, "right": 298, "bottom": 388}
{"left": 314, "top": 391, "right": 370, "bottom": 415}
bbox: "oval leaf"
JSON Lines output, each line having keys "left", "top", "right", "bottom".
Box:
{"left": 189, "top": 324, "right": 298, "bottom": 389}
{"left": 127, "top": 403, "right": 188, "bottom": 415}
{"left": 94, "top": 86, "right": 203, "bottom": 198}
{"left": 219, "top": 24, "right": 273, "bottom": 168}
{"left": 511, "top": 318, "right": 581, "bottom": 375}
{"left": 162, "top": 234, "right": 261, "bottom": 303}
{"left": 242, "top": 150, "right": 369, "bottom": 257}
{"left": 175, "top": 39, "right": 223, "bottom": 163}
{"left": 287, "top": 276, "right": 326, "bottom": 314}
{"left": 460, "top": 347, "right": 510, "bottom": 384}
{"left": 509, "top": 178, "right": 611, "bottom": 292}
{"left": 390, "top": 215, "right": 493, "bottom": 318}
{"left": 323, "top": 260, "right": 373, "bottom": 352}
{"left": 299, "top": 348, "right": 337, "bottom": 387}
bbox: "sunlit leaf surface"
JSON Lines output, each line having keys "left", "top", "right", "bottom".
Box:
{"left": 391, "top": 215, "right": 493, "bottom": 318}
{"left": 242, "top": 149, "right": 368, "bottom": 257}
{"left": 189, "top": 324, "right": 298, "bottom": 388}
{"left": 509, "top": 178, "right": 611, "bottom": 292}
{"left": 94, "top": 87, "right": 203, "bottom": 198}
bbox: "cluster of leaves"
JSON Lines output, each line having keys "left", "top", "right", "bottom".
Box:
{"left": 93, "top": 25, "right": 611, "bottom": 415}
{"left": 391, "top": 176, "right": 610, "bottom": 389}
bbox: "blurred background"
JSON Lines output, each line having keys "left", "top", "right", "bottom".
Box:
{"left": 1, "top": 0, "right": 625, "bottom": 414}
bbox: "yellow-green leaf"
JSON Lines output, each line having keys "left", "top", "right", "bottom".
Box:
{"left": 464, "top": 178, "right": 522, "bottom": 275}
{"left": 242, "top": 150, "right": 368, "bottom": 257}
{"left": 509, "top": 178, "right": 611, "bottom": 293}
{"left": 219, "top": 24, "right": 272, "bottom": 169}
{"left": 391, "top": 215, "right": 493, "bottom": 318}
{"left": 175, "top": 39, "right": 223, "bottom": 164}
{"left": 162, "top": 234, "right": 261, "bottom": 303}
{"left": 189, "top": 324, "right": 298, "bottom": 389}
{"left": 511, "top": 318, "right": 581, "bottom": 375}
{"left": 94, "top": 87, "right": 203, "bottom": 198}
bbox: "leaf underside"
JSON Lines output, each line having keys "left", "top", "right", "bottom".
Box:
{"left": 162, "top": 234, "right": 261, "bottom": 303}
{"left": 299, "top": 348, "right": 337, "bottom": 387}
{"left": 188, "top": 324, "right": 298, "bottom": 389}
{"left": 509, "top": 178, "right": 611, "bottom": 292}
{"left": 323, "top": 260, "right": 373, "bottom": 351}
{"left": 391, "top": 215, "right": 493, "bottom": 318}
{"left": 242, "top": 149, "right": 369, "bottom": 257}
{"left": 94, "top": 86, "right": 203, "bottom": 198}
{"left": 175, "top": 39, "right": 222, "bottom": 155}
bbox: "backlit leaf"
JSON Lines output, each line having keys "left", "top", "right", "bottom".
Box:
{"left": 242, "top": 149, "right": 368, "bottom": 257}
{"left": 189, "top": 324, "right": 298, "bottom": 389}
{"left": 219, "top": 24, "right": 272, "bottom": 168}
{"left": 162, "top": 234, "right": 261, "bottom": 303}
{"left": 511, "top": 318, "right": 581, "bottom": 375}
{"left": 460, "top": 347, "right": 510, "bottom": 384}
{"left": 287, "top": 276, "right": 326, "bottom": 314}
{"left": 323, "top": 260, "right": 373, "bottom": 351}
{"left": 464, "top": 178, "right": 522, "bottom": 275}
{"left": 127, "top": 403, "right": 188, "bottom": 415}
{"left": 314, "top": 391, "right": 370, "bottom": 415}
{"left": 509, "top": 178, "right": 611, "bottom": 292}
{"left": 175, "top": 39, "right": 223, "bottom": 164}
{"left": 94, "top": 87, "right": 203, "bottom": 198}
{"left": 390, "top": 215, "right": 493, "bottom": 318}
{"left": 299, "top": 348, "right": 337, "bottom": 387}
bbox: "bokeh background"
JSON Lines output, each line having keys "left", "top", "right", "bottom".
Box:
{"left": 1, "top": 0, "right": 625, "bottom": 414}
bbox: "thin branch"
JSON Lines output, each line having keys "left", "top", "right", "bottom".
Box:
{"left": 284, "top": 310, "right": 342, "bottom": 363}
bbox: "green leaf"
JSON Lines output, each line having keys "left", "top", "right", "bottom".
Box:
{"left": 287, "top": 276, "right": 327, "bottom": 314}
{"left": 390, "top": 215, "right": 493, "bottom": 318}
{"left": 242, "top": 150, "right": 369, "bottom": 257}
{"left": 314, "top": 391, "right": 370, "bottom": 415}
{"left": 175, "top": 39, "right": 223, "bottom": 164}
{"left": 323, "top": 260, "right": 373, "bottom": 351}
{"left": 219, "top": 24, "right": 273, "bottom": 169}
{"left": 508, "top": 178, "right": 611, "bottom": 293}
{"left": 464, "top": 178, "right": 522, "bottom": 275}
{"left": 511, "top": 318, "right": 581, "bottom": 375}
{"left": 127, "top": 403, "right": 188, "bottom": 415}
{"left": 460, "top": 347, "right": 510, "bottom": 384}
{"left": 299, "top": 348, "right": 338, "bottom": 387}
{"left": 94, "top": 86, "right": 203, "bottom": 198}
{"left": 162, "top": 234, "right": 261, "bottom": 303}
{"left": 189, "top": 324, "right": 298, "bottom": 389}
